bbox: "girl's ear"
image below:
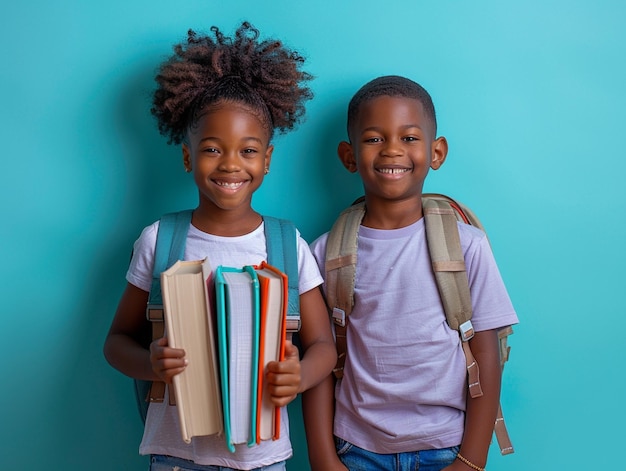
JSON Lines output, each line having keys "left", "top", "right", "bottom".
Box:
{"left": 430, "top": 136, "right": 448, "bottom": 170}
{"left": 264, "top": 144, "right": 274, "bottom": 174}
{"left": 338, "top": 141, "right": 358, "bottom": 173}
{"left": 182, "top": 144, "right": 192, "bottom": 172}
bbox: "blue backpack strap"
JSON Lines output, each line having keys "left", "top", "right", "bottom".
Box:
{"left": 148, "top": 210, "right": 193, "bottom": 308}
{"left": 263, "top": 216, "right": 301, "bottom": 333}
{"left": 138, "top": 209, "right": 193, "bottom": 421}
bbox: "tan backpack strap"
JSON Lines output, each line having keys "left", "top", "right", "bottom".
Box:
{"left": 424, "top": 194, "right": 516, "bottom": 454}
{"left": 325, "top": 202, "right": 366, "bottom": 379}
{"left": 423, "top": 196, "right": 483, "bottom": 398}
{"left": 495, "top": 404, "right": 514, "bottom": 454}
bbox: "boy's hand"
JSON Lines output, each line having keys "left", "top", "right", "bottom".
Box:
{"left": 265, "top": 340, "right": 301, "bottom": 407}
{"left": 149, "top": 336, "right": 187, "bottom": 384}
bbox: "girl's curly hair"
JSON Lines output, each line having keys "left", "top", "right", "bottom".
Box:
{"left": 151, "top": 22, "right": 314, "bottom": 144}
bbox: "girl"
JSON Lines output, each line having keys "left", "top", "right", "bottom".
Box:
{"left": 104, "top": 22, "right": 336, "bottom": 471}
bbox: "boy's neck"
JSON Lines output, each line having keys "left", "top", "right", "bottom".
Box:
{"left": 361, "top": 196, "right": 424, "bottom": 230}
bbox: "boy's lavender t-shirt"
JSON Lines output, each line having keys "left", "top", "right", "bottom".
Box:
{"left": 310, "top": 218, "right": 518, "bottom": 454}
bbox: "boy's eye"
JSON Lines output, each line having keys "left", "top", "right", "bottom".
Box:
{"left": 403, "top": 136, "right": 419, "bottom": 142}
{"left": 364, "top": 137, "right": 382, "bottom": 143}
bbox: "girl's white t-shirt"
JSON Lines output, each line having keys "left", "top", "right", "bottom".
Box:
{"left": 126, "top": 220, "right": 323, "bottom": 469}
{"left": 310, "top": 218, "right": 518, "bottom": 454}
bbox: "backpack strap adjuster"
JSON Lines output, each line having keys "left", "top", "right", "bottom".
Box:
{"left": 459, "top": 320, "right": 475, "bottom": 342}
{"left": 332, "top": 307, "right": 346, "bottom": 327}
{"left": 285, "top": 316, "right": 301, "bottom": 333}
{"left": 146, "top": 304, "right": 164, "bottom": 322}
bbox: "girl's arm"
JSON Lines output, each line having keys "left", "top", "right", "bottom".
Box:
{"left": 303, "top": 374, "right": 347, "bottom": 471}
{"left": 444, "top": 328, "right": 502, "bottom": 471}
{"left": 103, "top": 282, "right": 187, "bottom": 383}
{"left": 265, "top": 286, "right": 336, "bottom": 406}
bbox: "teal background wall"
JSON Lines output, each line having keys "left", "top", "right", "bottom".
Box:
{"left": 2, "top": 1, "right": 624, "bottom": 469}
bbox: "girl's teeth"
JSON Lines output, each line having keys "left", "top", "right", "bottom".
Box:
{"left": 216, "top": 181, "right": 243, "bottom": 189}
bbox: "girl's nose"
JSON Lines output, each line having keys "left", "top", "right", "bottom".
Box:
{"left": 218, "top": 151, "right": 241, "bottom": 171}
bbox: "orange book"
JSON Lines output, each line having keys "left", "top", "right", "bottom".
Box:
{"left": 253, "top": 261, "right": 288, "bottom": 442}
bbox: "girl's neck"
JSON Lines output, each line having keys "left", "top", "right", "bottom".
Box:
{"left": 191, "top": 206, "right": 263, "bottom": 237}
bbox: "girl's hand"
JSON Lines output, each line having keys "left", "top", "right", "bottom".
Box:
{"left": 149, "top": 336, "right": 187, "bottom": 384}
{"left": 265, "top": 340, "right": 301, "bottom": 407}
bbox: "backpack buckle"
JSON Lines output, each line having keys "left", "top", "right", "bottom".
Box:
{"left": 332, "top": 307, "right": 346, "bottom": 327}
{"left": 459, "top": 320, "right": 475, "bottom": 342}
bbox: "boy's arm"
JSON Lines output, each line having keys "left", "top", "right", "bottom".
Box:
{"left": 265, "top": 286, "right": 336, "bottom": 405}
{"left": 446, "top": 328, "right": 502, "bottom": 470}
{"left": 303, "top": 374, "right": 347, "bottom": 471}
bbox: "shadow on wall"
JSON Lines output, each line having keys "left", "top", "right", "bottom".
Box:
{"left": 59, "top": 59, "right": 196, "bottom": 470}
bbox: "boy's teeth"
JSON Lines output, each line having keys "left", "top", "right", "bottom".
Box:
{"left": 379, "top": 168, "right": 408, "bottom": 174}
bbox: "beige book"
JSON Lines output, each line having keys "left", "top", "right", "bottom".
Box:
{"left": 161, "top": 258, "right": 223, "bottom": 443}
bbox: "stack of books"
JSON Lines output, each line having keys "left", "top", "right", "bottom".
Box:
{"left": 160, "top": 259, "right": 288, "bottom": 451}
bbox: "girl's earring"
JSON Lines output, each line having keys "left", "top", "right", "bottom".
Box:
{"left": 185, "top": 166, "right": 192, "bottom": 173}
{"left": 264, "top": 168, "right": 270, "bottom": 175}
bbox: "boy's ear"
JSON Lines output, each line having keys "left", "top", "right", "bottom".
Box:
{"left": 182, "top": 143, "right": 192, "bottom": 172}
{"left": 338, "top": 141, "right": 358, "bottom": 173}
{"left": 430, "top": 136, "right": 448, "bottom": 170}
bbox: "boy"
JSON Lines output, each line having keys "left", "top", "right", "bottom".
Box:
{"left": 305, "top": 76, "right": 518, "bottom": 471}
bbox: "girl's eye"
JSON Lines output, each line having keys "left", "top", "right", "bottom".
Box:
{"left": 202, "top": 147, "right": 219, "bottom": 154}
{"left": 242, "top": 148, "right": 259, "bottom": 157}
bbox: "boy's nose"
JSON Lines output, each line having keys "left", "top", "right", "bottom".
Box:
{"left": 381, "top": 140, "right": 403, "bottom": 156}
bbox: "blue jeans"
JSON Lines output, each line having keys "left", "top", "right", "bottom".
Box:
{"left": 335, "top": 438, "right": 459, "bottom": 471}
{"left": 150, "top": 455, "right": 286, "bottom": 471}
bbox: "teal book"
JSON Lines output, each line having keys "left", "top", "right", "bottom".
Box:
{"left": 215, "top": 265, "right": 260, "bottom": 452}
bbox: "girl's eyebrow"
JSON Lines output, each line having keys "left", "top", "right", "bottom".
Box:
{"left": 198, "top": 136, "right": 265, "bottom": 144}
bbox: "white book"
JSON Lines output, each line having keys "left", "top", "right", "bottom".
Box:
{"left": 215, "top": 266, "right": 260, "bottom": 451}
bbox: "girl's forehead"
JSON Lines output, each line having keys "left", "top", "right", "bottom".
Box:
{"left": 190, "top": 100, "right": 272, "bottom": 140}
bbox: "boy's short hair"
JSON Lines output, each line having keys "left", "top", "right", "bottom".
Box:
{"left": 346, "top": 75, "right": 437, "bottom": 140}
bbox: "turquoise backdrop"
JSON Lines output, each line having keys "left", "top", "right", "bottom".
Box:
{"left": 2, "top": 1, "right": 625, "bottom": 469}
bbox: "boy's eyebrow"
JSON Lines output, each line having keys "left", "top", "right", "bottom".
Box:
{"left": 360, "top": 124, "right": 425, "bottom": 133}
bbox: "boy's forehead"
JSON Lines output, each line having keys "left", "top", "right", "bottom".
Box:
{"left": 351, "top": 95, "right": 432, "bottom": 133}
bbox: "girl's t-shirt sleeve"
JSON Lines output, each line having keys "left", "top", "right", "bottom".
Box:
{"left": 126, "top": 221, "right": 159, "bottom": 292}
